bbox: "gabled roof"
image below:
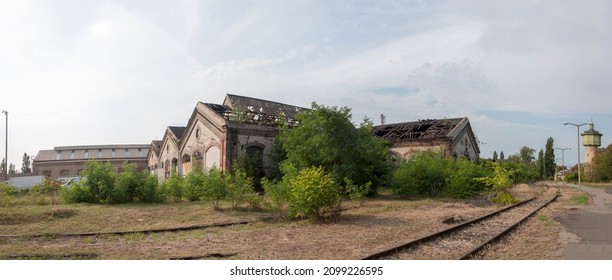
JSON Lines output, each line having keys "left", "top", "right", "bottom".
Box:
{"left": 373, "top": 117, "right": 467, "bottom": 142}
{"left": 168, "top": 126, "right": 186, "bottom": 141}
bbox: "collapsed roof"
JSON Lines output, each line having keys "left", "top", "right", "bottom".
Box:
{"left": 201, "top": 94, "right": 310, "bottom": 127}
{"left": 373, "top": 117, "right": 468, "bottom": 142}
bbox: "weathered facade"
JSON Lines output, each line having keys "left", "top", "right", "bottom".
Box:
{"left": 33, "top": 144, "right": 150, "bottom": 179}
{"left": 148, "top": 94, "right": 308, "bottom": 180}
{"left": 373, "top": 117, "right": 480, "bottom": 161}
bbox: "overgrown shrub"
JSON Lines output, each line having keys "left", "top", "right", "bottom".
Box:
{"left": 391, "top": 151, "right": 447, "bottom": 198}
{"left": 444, "top": 160, "right": 491, "bottom": 199}
{"left": 344, "top": 178, "right": 371, "bottom": 206}
{"left": 184, "top": 168, "right": 207, "bottom": 201}
{"left": 161, "top": 172, "right": 185, "bottom": 202}
{"left": 31, "top": 179, "right": 63, "bottom": 205}
{"left": 225, "top": 169, "right": 256, "bottom": 209}
{"left": 261, "top": 178, "right": 290, "bottom": 219}
{"left": 200, "top": 167, "right": 227, "bottom": 210}
{"left": 0, "top": 182, "right": 18, "bottom": 207}
{"left": 475, "top": 162, "right": 516, "bottom": 204}
{"left": 61, "top": 160, "right": 161, "bottom": 204}
{"left": 288, "top": 166, "right": 342, "bottom": 221}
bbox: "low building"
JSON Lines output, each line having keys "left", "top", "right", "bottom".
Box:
{"left": 32, "top": 144, "right": 150, "bottom": 179}
{"left": 373, "top": 117, "right": 480, "bottom": 161}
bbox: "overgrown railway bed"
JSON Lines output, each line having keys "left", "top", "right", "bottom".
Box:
{"left": 362, "top": 188, "right": 559, "bottom": 260}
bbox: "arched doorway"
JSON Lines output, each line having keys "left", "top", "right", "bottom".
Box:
{"left": 205, "top": 146, "right": 221, "bottom": 170}
{"left": 182, "top": 154, "right": 192, "bottom": 175}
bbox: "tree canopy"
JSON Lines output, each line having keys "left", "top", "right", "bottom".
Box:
{"left": 277, "top": 102, "right": 392, "bottom": 191}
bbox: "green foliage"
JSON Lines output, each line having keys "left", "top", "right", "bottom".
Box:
{"left": 343, "top": 178, "right": 371, "bottom": 205}
{"left": 161, "top": 172, "right": 185, "bottom": 202}
{"left": 536, "top": 149, "right": 544, "bottom": 179}
{"left": 261, "top": 178, "right": 291, "bottom": 218}
{"left": 235, "top": 152, "right": 265, "bottom": 191}
{"left": 491, "top": 192, "right": 518, "bottom": 204}
{"left": 31, "top": 179, "right": 63, "bottom": 205}
{"left": 476, "top": 162, "right": 513, "bottom": 191}
{"left": 21, "top": 153, "right": 32, "bottom": 173}
{"left": 0, "top": 182, "right": 17, "bottom": 207}
{"left": 475, "top": 162, "right": 517, "bottom": 204}
{"left": 287, "top": 166, "right": 343, "bottom": 221}
{"left": 492, "top": 151, "right": 498, "bottom": 161}
{"left": 277, "top": 103, "right": 392, "bottom": 194}
{"left": 544, "top": 137, "right": 556, "bottom": 178}
{"left": 444, "top": 159, "right": 491, "bottom": 199}
{"left": 200, "top": 167, "right": 228, "bottom": 210}
{"left": 61, "top": 160, "right": 161, "bottom": 204}
{"left": 184, "top": 168, "right": 207, "bottom": 201}
{"left": 519, "top": 146, "right": 536, "bottom": 163}
{"left": 499, "top": 160, "right": 540, "bottom": 184}
{"left": 391, "top": 151, "right": 447, "bottom": 198}
{"left": 225, "top": 169, "right": 256, "bottom": 209}
{"left": 590, "top": 144, "right": 612, "bottom": 181}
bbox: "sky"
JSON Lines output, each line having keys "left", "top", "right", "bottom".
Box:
{"left": 1, "top": 0, "right": 611, "bottom": 170}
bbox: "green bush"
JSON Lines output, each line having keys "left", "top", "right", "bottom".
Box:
{"left": 161, "top": 172, "right": 185, "bottom": 202}
{"left": 444, "top": 160, "right": 491, "bottom": 199}
{"left": 343, "top": 178, "right": 371, "bottom": 206}
{"left": 184, "top": 168, "right": 207, "bottom": 201}
{"left": 262, "top": 178, "right": 291, "bottom": 218}
{"left": 31, "top": 179, "right": 63, "bottom": 205}
{"left": 391, "top": 151, "right": 447, "bottom": 198}
{"left": 288, "top": 166, "right": 343, "bottom": 221}
{"left": 61, "top": 160, "right": 162, "bottom": 204}
{"left": 61, "top": 181, "right": 93, "bottom": 204}
{"left": 0, "top": 182, "right": 18, "bottom": 207}
{"left": 201, "top": 167, "right": 227, "bottom": 210}
{"left": 79, "top": 160, "right": 117, "bottom": 203}
{"left": 226, "top": 169, "right": 255, "bottom": 209}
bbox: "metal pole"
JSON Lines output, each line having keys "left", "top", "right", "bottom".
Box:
{"left": 576, "top": 126, "right": 581, "bottom": 186}
{"left": 2, "top": 110, "right": 7, "bottom": 181}
{"left": 555, "top": 148, "right": 570, "bottom": 183}
{"left": 564, "top": 122, "right": 587, "bottom": 186}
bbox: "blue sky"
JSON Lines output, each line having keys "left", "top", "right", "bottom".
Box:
{"left": 1, "top": 0, "right": 611, "bottom": 169}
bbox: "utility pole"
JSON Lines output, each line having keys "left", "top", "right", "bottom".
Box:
{"left": 564, "top": 122, "right": 587, "bottom": 186}
{"left": 2, "top": 110, "right": 7, "bottom": 181}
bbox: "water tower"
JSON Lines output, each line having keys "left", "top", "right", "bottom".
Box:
{"left": 581, "top": 119, "right": 602, "bottom": 164}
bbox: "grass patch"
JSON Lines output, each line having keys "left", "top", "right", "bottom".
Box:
{"left": 569, "top": 195, "right": 589, "bottom": 205}
{"left": 123, "top": 232, "right": 145, "bottom": 243}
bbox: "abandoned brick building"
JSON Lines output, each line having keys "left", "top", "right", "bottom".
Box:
{"left": 149, "top": 94, "right": 480, "bottom": 181}
{"left": 148, "top": 94, "right": 309, "bottom": 180}
{"left": 373, "top": 117, "right": 479, "bottom": 161}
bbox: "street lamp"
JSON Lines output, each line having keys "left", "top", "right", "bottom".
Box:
{"left": 1, "top": 110, "right": 7, "bottom": 181}
{"left": 563, "top": 122, "right": 588, "bottom": 186}
{"left": 555, "top": 147, "right": 570, "bottom": 183}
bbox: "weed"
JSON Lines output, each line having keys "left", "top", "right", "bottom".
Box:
{"left": 570, "top": 195, "right": 589, "bottom": 205}
{"left": 123, "top": 232, "right": 145, "bottom": 243}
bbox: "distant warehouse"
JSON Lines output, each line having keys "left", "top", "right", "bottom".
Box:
{"left": 32, "top": 144, "right": 150, "bottom": 179}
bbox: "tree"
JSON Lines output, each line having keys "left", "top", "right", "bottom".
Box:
{"left": 519, "top": 146, "right": 535, "bottom": 163}
{"left": 21, "top": 153, "right": 32, "bottom": 173}
{"left": 8, "top": 163, "right": 15, "bottom": 176}
{"left": 500, "top": 151, "right": 505, "bottom": 161}
{"left": 536, "top": 149, "right": 544, "bottom": 179}
{"left": 591, "top": 144, "right": 612, "bottom": 181}
{"left": 544, "top": 137, "right": 555, "bottom": 178}
{"left": 492, "top": 151, "right": 498, "bottom": 161}
{"left": 277, "top": 103, "right": 392, "bottom": 192}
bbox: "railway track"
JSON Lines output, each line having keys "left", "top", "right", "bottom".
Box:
{"left": 362, "top": 190, "right": 558, "bottom": 260}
